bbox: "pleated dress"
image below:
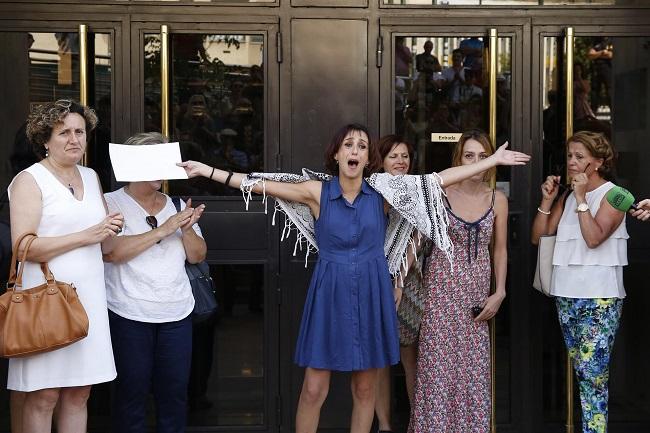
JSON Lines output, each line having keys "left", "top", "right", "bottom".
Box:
{"left": 294, "top": 178, "right": 400, "bottom": 371}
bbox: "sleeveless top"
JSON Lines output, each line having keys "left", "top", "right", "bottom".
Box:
{"left": 6, "top": 163, "right": 116, "bottom": 391}
{"left": 551, "top": 181, "right": 628, "bottom": 299}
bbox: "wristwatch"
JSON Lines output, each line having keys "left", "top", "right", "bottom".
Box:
{"left": 576, "top": 202, "right": 590, "bottom": 213}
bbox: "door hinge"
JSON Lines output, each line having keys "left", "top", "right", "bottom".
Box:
{"left": 376, "top": 35, "right": 383, "bottom": 68}
{"left": 276, "top": 32, "right": 283, "bottom": 63}
{"left": 276, "top": 394, "right": 282, "bottom": 427}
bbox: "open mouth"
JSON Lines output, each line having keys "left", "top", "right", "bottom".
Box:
{"left": 348, "top": 159, "right": 360, "bottom": 169}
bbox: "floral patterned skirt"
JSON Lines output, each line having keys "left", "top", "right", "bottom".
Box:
{"left": 556, "top": 297, "right": 623, "bottom": 433}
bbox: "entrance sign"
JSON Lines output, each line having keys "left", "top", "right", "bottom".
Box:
{"left": 431, "top": 132, "right": 462, "bottom": 142}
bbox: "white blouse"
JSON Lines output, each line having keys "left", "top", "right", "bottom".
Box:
{"left": 550, "top": 181, "right": 628, "bottom": 299}
{"left": 104, "top": 188, "right": 202, "bottom": 322}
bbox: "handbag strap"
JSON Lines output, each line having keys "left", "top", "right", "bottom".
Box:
{"left": 7, "top": 232, "right": 36, "bottom": 289}
{"left": 7, "top": 233, "right": 53, "bottom": 291}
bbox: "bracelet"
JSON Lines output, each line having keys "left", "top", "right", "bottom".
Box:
{"left": 537, "top": 207, "right": 551, "bottom": 215}
{"left": 209, "top": 167, "right": 215, "bottom": 180}
{"left": 225, "top": 170, "right": 234, "bottom": 187}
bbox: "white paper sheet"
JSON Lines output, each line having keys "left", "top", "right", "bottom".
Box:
{"left": 109, "top": 142, "right": 189, "bottom": 182}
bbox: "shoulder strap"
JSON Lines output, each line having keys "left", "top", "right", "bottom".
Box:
{"left": 171, "top": 196, "right": 181, "bottom": 212}
{"left": 490, "top": 189, "right": 496, "bottom": 208}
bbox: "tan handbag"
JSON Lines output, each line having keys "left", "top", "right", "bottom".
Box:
{"left": 0, "top": 233, "right": 89, "bottom": 358}
{"left": 532, "top": 234, "right": 556, "bottom": 297}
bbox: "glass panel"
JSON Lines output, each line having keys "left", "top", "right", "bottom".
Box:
{"left": 396, "top": 36, "right": 488, "bottom": 174}
{"left": 540, "top": 34, "right": 650, "bottom": 428}
{"left": 188, "top": 263, "right": 265, "bottom": 426}
{"left": 573, "top": 36, "right": 650, "bottom": 426}
{"left": 88, "top": 33, "right": 113, "bottom": 191}
{"left": 0, "top": 30, "right": 113, "bottom": 430}
{"left": 392, "top": 33, "right": 513, "bottom": 426}
{"left": 540, "top": 36, "right": 567, "bottom": 425}
{"left": 143, "top": 33, "right": 265, "bottom": 197}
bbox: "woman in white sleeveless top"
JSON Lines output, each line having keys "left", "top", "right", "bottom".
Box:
{"left": 8, "top": 100, "right": 124, "bottom": 433}
{"left": 532, "top": 131, "right": 627, "bottom": 433}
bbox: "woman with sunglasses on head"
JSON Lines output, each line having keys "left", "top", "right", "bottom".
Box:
{"left": 179, "top": 123, "right": 529, "bottom": 433}
{"left": 531, "top": 131, "right": 627, "bottom": 433}
{"left": 102, "top": 132, "right": 207, "bottom": 433}
{"left": 409, "top": 130, "right": 508, "bottom": 433}
{"left": 7, "top": 99, "right": 124, "bottom": 433}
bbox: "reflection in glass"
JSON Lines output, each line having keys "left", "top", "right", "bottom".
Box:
{"left": 392, "top": 34, "right": 513, "bottom": 427}
{"left": 88, "top": 33, "right": 112, "bottom": 191}
{"left": 144, "top": 33, "right": 265, "bottom": 196}
{"left": 0, "top": 31, "right": 114, "bottom": 429}
{"left": 541, "top": 35, "right": 650, "bottom": 428}
{"left": 0, "top": 31, "right": 83, "bottom": 200}
{"left": 188, "top": 264, "right": 265, "bottom": 426}
{"left": 395, "top": 36, "right": 488, "bottom": 173}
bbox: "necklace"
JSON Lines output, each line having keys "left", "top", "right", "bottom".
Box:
{"left": 44, "top": 160, "right": 77, "bottom": 196}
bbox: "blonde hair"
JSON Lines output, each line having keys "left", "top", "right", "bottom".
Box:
{"left": 451, "top": 129, "right": 495, "bottom": 182}
{"left": 123, "top": 132, "right": 168, "bottom": 146}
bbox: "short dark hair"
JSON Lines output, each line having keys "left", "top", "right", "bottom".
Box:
{"left": 323, "top": 123, "right": 377, "bottom": 176}
{"left": 376, "top": 135, "right": 414, "bottom": 174}
{"left": 26, "top": 99, "right": 98, "bottom": 159}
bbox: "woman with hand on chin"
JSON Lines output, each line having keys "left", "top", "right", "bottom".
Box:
{"left": 531, "top": 131, "right": 627, "bottom": 433}
{"left": 8, "top": 99, "right": 123, "bottom": 433}
{"left": 179, "top": 123, "right": 529, "bottom": 433}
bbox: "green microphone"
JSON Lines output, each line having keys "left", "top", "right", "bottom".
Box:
{"left": 605, "top": 186, "right": 638, "bottom": 212}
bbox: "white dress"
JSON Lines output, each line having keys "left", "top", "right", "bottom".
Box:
{"left": 7, "top": 163, "right": 117, "bottom": 392}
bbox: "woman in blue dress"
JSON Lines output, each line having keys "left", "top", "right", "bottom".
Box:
{"left": 179, "top": 123, "right": 529, "bottom": 433}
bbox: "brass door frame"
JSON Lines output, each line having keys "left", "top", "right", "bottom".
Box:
{"left": 531, "top": 21, "right": 650, "bottom": 433}
{"left": 378, "top": 18, "right": 532, "bottom": 433}
{"left": 130, "top": 19, "right": 281, "bottom": 432}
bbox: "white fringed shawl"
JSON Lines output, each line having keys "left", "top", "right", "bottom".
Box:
{"left": 240, "top": 169, "right": 452, "bottom": 280}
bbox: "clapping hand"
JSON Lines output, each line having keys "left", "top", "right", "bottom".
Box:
{"left": 180, "top": 198, "right": 206, "bottom": 233}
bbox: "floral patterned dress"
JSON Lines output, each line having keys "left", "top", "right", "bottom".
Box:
{"left": 409, "top": 194, "right": 494, "bottom": 433}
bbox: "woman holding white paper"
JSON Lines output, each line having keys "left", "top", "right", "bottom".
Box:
{"left": 103, "top": 132, "right": 206, "bottom": 433}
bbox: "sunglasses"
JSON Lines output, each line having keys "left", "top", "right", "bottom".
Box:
{"left": 145, "top": 216, "right": 161, "bottom": 244}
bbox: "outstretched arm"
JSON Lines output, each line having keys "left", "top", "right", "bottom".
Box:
{"left": 437, "top": 142, "right": 530, "bottom": 187}
{"left": 178, "top": 161, "right": 322, "bottom": 217}
{"left": 630, "top": 199, "right": 650, "bottom": 221}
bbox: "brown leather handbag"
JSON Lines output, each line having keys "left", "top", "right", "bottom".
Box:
{"left": 0, "top": 233, "right": 89, "bottom": 358}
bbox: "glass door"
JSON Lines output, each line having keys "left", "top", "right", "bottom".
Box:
{"left": 533, "top": 24, "right": 650, "bottom": 433}
{"left": 132, "top": 20, "right": 280, "bottom": 431}
{"left": 379, "top": 20, "right": 530, "bottom": 432}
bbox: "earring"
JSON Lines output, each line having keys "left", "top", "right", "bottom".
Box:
{"left": 45, "top": 148, "right": 49, "bottom": 157}
{"left": 335, "top": 160, "right": 339, "bottom": 165}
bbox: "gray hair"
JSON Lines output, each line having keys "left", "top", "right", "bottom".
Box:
{"left": 123, "top": 132, "right": 168, "bottom": 146}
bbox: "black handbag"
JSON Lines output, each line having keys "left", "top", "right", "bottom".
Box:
{"left": 172, "top": 197, "right": 217, "bottom": 323}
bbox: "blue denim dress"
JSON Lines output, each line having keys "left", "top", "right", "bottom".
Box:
{"left": 294, "top": 178, "right": 400, "bottom": 371}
